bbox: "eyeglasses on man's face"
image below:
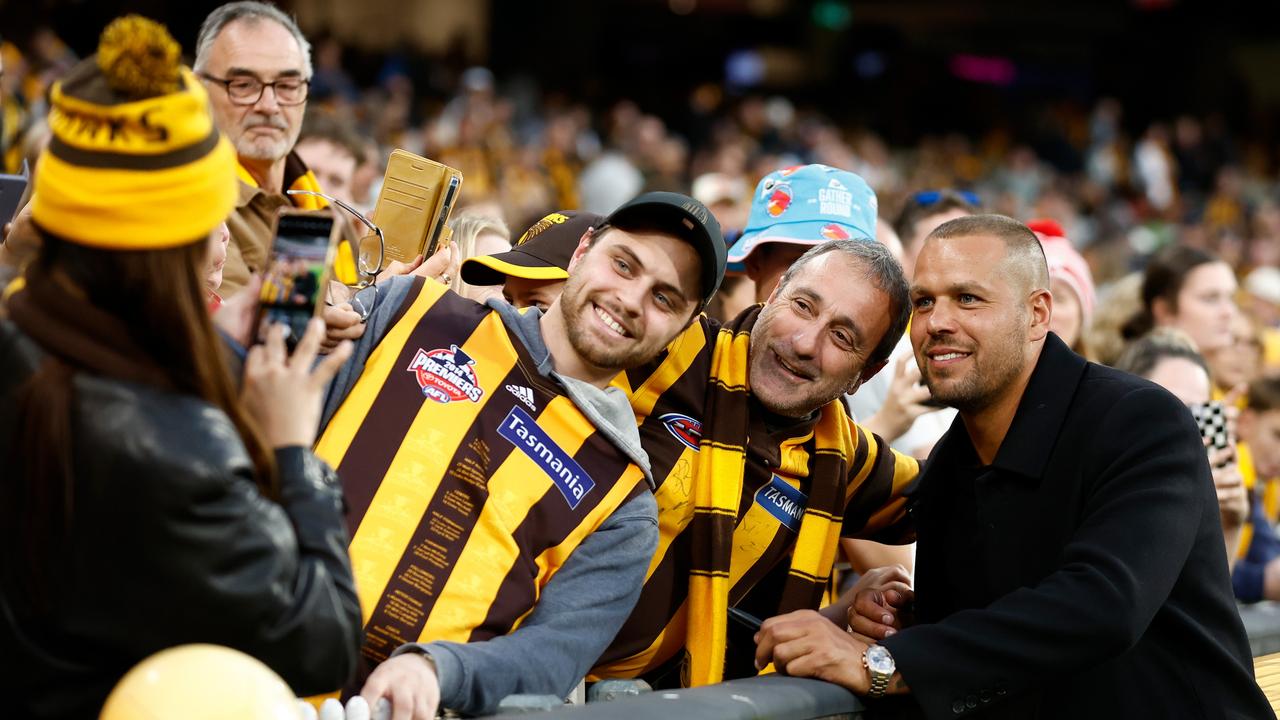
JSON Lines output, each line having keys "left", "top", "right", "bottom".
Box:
{"left": 199, "top": 72, "right": 310, "bottom": 106}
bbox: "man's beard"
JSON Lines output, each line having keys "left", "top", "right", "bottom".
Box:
{"left": 921, "top": 329, "right": 1026, "bottom": 414}
{"left": 558, "top": 275, "right": 650, "bottom": 372}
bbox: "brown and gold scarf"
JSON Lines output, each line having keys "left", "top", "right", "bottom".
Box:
{"left": 685, "top": 305, "right": 855, "bottom": 686}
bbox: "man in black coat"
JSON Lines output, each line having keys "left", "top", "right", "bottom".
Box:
{"left": 755, "top": 214, "right": 1272, "bottom": 719}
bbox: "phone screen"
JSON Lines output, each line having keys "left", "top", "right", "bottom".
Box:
{"left": 255, "top": 213, "right": 335, "bottom": 346}
{"left": 1189, "top": 401, "right": 1231, "bottom": 453}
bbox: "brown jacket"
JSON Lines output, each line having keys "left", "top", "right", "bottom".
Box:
{"left": 222, "top": 152, "right": 326, "bottom": 298}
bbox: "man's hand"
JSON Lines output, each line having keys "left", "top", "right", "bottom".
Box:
{"left": 847, "top": 568, "right": 915, "bottom": 642}
{"left": 754, "top": 610, "right": 872, "bottom": 693}
{"left": 373, "top": 241, "right": 457, "bottom": 285}
{"left": 321, "top": 303, "right": 366, "bottom": 353}
{"left": 359, "top": 653, "right": 441, "bottom": 720}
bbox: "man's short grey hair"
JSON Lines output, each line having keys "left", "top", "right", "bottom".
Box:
{"left": 776, "top": 239, "right": 911, "bottom": 367}
{"left": 194, "top": 1, "right": 313, "bottom": 78}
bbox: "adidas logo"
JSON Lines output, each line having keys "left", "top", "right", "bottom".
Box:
{"left": 828, "top": 178, "right": 848, "bottom": 191}
{"left": 506, "top": 384, "right": 536, "bottom": 411}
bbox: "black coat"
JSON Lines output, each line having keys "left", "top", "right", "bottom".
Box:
{"left": 880, "top": 334, "right": 1273, "bottom": 719}
{"left": 0, "top": 321, "right": 362, "bottom": 718}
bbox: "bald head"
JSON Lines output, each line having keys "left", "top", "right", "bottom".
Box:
{"left": 926, "top": 214, "right": 1049, "bottom": 295}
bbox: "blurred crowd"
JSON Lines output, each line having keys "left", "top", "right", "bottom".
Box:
{"left": 4, "top": 5, "right": 1280, "bottom": 719}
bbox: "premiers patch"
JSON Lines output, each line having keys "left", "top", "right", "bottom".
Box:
{"left": 498, "top": 406, "right": 596, "bottom": 509}
{"left": 754, "top": 474, "right": 807, "bottom": 533}
{"left": 659, "top": 412, "right": 702, "bottom": 452}
{"left": 407, "top": 345, "right": 484, "bottom": 404}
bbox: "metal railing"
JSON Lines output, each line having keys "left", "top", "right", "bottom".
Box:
{"left": 509, "top": 603, "right": 1280, "bottom": 719}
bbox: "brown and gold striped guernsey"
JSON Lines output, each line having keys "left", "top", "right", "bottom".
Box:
{"left": 593, "top": 305, "right": 918, "bottom": 682}
{"left": 315, "top": 278, "right": 648, "bottom": 673}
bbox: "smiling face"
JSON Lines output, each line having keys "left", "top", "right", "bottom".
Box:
{"left": 747, "top": 252, "right": 892, "bottom": 417}
{"left": 910, "top": 233, "right": 1050, "bottom": 415}
{"left": 551, "top": 227, "right": 702, "bottom": 376}
{"left": 201, "top": 18, "right": 307, "bottom": 165}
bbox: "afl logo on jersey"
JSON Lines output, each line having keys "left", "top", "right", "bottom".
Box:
{"left": 407, "top": 345, "right": 484, "bottom": 404}
{"left": 659, "top": 412, "right": 702, "bottom": 452}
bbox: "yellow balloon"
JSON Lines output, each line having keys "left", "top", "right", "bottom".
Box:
{"left": 100, "top": 644, "right": 300, "bottom": 720}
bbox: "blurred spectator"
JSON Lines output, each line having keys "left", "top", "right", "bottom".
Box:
{"left": 1122, "top": 244, "right": 1238, "bottom": 356}
{"left": 295, "top": 114, "right": 367, "bottom": 208}
{"left": 1205, "top": 310, "right": 1264, "bottom": 399}
{"left": 0, "top": 18, "right": 360, "bottom": 717}
{"left": 1134, "top": 123, "right": 1176, "bottom": 214}
{"left": 578, "top": 150, "right": 644, "bottom": 215}
{"left": 1028, "top": 219, "right": 1097, "bottom": 356}
{"left": 446, "top": 213, "right": 511, "bottom": 302}
{"left": 1088, "top": 272, "right": 1144, "bottom": 366}
{"left": 893, "top": 190, "right": 980, "bottom": 280}
{"left": 1233, "top": 374, "right": 1280, "bottom": 603}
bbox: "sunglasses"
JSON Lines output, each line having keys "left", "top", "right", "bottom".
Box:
{"left": 910, "top": 189, "right": 981, "bottom": 207}
{"left": 287, "top": 189, "right": 384, "bottom": 322}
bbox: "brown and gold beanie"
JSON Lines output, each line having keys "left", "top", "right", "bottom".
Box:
{"left": 32, "top": 15, "right": 237, "bottom": 249}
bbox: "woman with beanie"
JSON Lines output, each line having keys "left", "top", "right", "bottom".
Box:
{"left": 0, "top": 17, "right": 361, "bottom": 718}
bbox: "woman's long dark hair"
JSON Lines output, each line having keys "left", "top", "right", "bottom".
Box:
{"left": 1121, "top": 244, "right": 1220, "bottom": 341}
{"left": 7, "top": 229, "right": 278, "bottom": 603}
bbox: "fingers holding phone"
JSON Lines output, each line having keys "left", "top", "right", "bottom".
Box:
{"left": 243, "top": 319, "right": 352, "bottom": 449}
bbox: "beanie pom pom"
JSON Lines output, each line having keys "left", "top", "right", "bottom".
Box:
{"left": 96, "top": 15, "right": 182, "bottom": 99}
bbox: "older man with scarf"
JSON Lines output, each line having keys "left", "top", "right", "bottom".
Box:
{"left": 591, "top": 165, "right": 917, "bottom": 688}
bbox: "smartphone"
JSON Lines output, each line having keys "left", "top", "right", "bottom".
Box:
{"left": 369, "top": 149, "right": 463, "bottom": 265}
{"left": 1189, "top": 401, "right": 1231, "bottom": 453}
{"left": 0, "top": 163, "right": 29, "bottom": 227}
{"left": 254, "top": 208, "right": 340, "bottom": 348}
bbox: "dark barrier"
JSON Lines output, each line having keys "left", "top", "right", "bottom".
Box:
{"left": 512, "top": 604, "right": 1280, "bottom": 719}
{"left": 511, "top": 674, "right": 864, "bottom": 719}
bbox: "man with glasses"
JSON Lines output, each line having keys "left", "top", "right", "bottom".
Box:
{"left": 194, "top": 1, "right": 327, "bottom": 299}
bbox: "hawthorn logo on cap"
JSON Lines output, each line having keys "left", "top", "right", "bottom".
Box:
{"left": 763, "top": 179, "right": 794, "bottom": 217}
{"left": 517, "top": 212, "right": 571, "bottom": 246}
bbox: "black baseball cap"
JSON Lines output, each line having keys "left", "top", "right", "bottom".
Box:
{"left": 460, "top": 210, "right": 602, "bottom": 286}
{"left": 603, "top": 191, "right": 727, "bottom": 307}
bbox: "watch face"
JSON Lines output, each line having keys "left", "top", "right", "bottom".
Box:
{"left": 866, "top": 644, "right": 895, "bottom": 674}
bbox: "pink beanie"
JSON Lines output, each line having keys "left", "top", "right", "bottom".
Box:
{"left": 1027, "top": 219, "right": 1096, "bottom": 327}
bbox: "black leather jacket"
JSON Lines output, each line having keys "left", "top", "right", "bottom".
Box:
{"left": 0, "top": 321, "right": 362, "bottom": 718}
